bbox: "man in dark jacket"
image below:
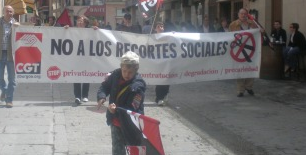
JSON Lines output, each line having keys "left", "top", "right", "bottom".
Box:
{"left": 270, "top": 20, "right": 287, "bottom": 44}
{"left": 283, "top": 23, "right": 306, "bottom": 76}
{"left": 116, "top": 13, "right": 142, "bottom": 34}
{"left": 97, "top": 51, "right": 146, "bottom": 155}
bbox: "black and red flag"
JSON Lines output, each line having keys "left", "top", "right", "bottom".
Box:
{"left": 138, "top": 0, "right": 164, "bottom": 19}
{"left": 117, "top": 107, "right": 165, "bottom": 155}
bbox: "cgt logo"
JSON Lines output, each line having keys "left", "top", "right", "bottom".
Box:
{"left": 15, "top": 32, "right": 42, "bottom": 74}
{"left": 15, "top": 32, "right": 42, "bottom": 46}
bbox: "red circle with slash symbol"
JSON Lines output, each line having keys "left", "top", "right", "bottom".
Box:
{"left": 230, "top": 32, "right": 256, "bottom": 62}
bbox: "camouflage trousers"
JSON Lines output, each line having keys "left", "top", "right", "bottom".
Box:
{"left": 111, "top": 125, "right": 127, "bottom": 155}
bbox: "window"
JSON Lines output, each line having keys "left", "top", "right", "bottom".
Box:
{"left": 116, "top": 8, "right": 125, "bottom": 17}
{"left": 65, "top": 0, "right": 71, "bottom": 6}
{"left": 84, "top": 0, "right": 91, "bottom": 6}
{"left": 74, "top": 0, "right": 105, "bottom": 6}
{"left": 41, "top": 0, "right": 49, "bottom": 6}
{"left": 93, "top": 0, "right": 105, "bottom": 5}
{"left": 74, "top": 0, "right": 82, "bottom": 6}
{"left": 233, "top": 1, "right": 243, "bottom": 18}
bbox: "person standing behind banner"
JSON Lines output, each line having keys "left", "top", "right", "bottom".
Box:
{"left": 116, "top": 13, "right": 141, "bottom": 34}
{"left": 218, "top": 18, "right": 229, "bottom": 32}
{"left": 153, "top": 22, "right": 170, "bottom": 106}
{"left": 64, "top": 15, "right": 92, "bottom": 105}
{"left": 198, "top": 15, "right": 215, "bottom": 33}
{"left": 0, "top": 5, "right": 20, "bottom": 108}
{"left": 48, "top": 16, "right": 61, "bottom": 27}
{"left": 229, "top": 8, "right": 258, "bottom": 97}
{"left": 142, "top": 20, "right": 152, "bottom": 34}
{"left": 105, "top": 22, "right": 112, "bottom": 30}
{"left": 97, "top": 51, "right": 146, "bottom": 155}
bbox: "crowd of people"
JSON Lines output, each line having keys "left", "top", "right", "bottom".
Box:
{"left": 3, "top": 4, "right": 306, "bottom": 154}
{"left": 3, "top": 4, "right": 306, "bottom": 103}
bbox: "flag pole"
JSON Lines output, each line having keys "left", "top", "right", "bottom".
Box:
{"left": 247, "top": 14, "right": 274, "bottom": 50}
{"left": 145, "top": 5, "right": 160, "bottom": 44}
{"left": 149, "top": 9, "right": 159, "bottom": 35}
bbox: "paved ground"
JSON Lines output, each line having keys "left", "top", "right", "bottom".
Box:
{"left": 1, "top": 78, "right": 306, "bottom": 155}
{"left": 167, "top": 79, "right": 306, "bottom": 155}
{"left": 0, "top": 83, "right": 223, "bottom": 155}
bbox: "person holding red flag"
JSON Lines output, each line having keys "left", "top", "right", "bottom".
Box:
{"left": 229, "top": 8, "right": 261, "bottom": 97}
{"left": 97, "top": 51, "right": 146, "bottom": 155}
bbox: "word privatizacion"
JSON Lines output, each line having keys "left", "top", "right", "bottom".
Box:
{"left": 184, "top": 69, "right": 218, "bottom": 77}
{"left": 63, "top": 70, "right": 108, "bottom": 77}
{"left": 225, "top": 66, "right": 259, "bottom": 74}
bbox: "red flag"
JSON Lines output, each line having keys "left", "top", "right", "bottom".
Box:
{"left": 56, "top": 9, "right": 72, "bottom": 27}
{"left": 138, "top": 0, "right": 164, "bottom": 19}
{"left": 117, "top": 107, "right": 165, "bottom": 155}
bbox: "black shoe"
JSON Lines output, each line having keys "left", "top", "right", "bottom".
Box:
{"left": 246, "top": 89, "right": 254, "bottom": 95}
{"left": 237, "top": 93, "right": 244, "bottom": 97}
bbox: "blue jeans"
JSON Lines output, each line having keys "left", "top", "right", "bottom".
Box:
{"left": 283, "top": 46, "right": 301, "bottom": 68}
{"left": 0, "top": 50, "right": 16, "bottom": 103}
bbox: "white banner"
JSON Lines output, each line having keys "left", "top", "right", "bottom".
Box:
{"left": 12, "top": 26, "right": 262, "bottom": 85}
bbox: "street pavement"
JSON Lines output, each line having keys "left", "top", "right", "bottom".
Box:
{"left": 168, "top": 79, "right": 306, "bottom": 155}
{"left": 0, "top": 83, "right": 223, "bottom": 155}
{"left": 1, "top": 78, "right": 306, "bottom": 155}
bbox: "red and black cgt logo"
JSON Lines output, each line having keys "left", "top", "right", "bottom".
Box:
{"left": 15, "top": 32, "right": 42, "bottom": 74}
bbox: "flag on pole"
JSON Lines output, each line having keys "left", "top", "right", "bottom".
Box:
{"left": 138, "top": 0, "right": 164, "bottom": 19}
{"left": 117, "top": 107, "right": 165, "bottom": 155}
{"left": 247, "top": 14, "right": 271, "bottom": 48}
{"left": 56, "top": 8, "right": 72, "bottom": 27}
